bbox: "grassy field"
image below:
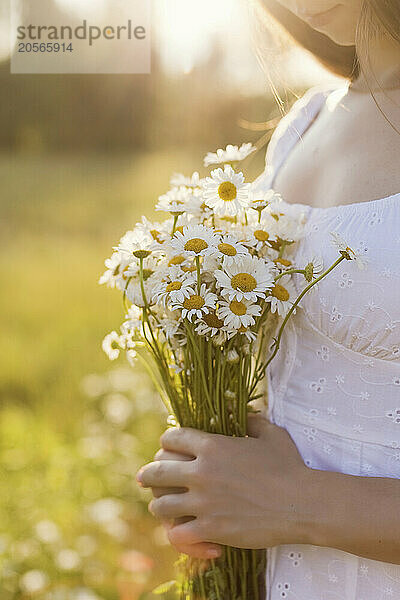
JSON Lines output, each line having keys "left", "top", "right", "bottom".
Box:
{"left": 0, "top": 150, "right": 213, "bottom": 599}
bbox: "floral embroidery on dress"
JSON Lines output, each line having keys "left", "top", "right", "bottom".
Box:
{"left": 261, "top": 84, "right": 400, "bottom": 600}
{"left": 386, "top": 408, "right": 400, "bottom": 424}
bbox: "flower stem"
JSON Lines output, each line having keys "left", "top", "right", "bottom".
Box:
{"left": 171, "top": 215, "right": 179, "bottom": 236}
{"left": 275, "top": 269, "right": 305, "bottom": 281}
{"left": 264, "top": 255, "right": 345, "bottom": 371}
{"left": 195, "top": 256, "right": 201, "bottom": 294}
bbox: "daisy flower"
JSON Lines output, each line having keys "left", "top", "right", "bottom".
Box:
{"left": 271, "top": 205, "right": 306, "bottom": 243}
{"left": 99, "top": 251, "right": 131, "bottom": 288}
{"left": 215, "top": 234, "right": 249, "bottom": 266}
{"left": 215, "top": 255, "right": 276, "bottom": 302}
{"left": 170, "top": 223, "right": 219, "bottom": 258}
{"left": 102, "top": 331, "right": 123, "bottom": 360}
{"left": 115, "top": 228, "right": 154, "bottom": 259}
{"left": 249, "top": 188, "right": 281, "bottom": 212}
{"left": 246, "top": 216, "right": 278, "bottom": 251}
{"left": 237, "top": 327, "right": 257, "bottom": 342}
{"left": 265, "top": 275, "right": 296, "bottom": 317}
{"left": 153, "top": 267, "right": 196, "bottom": 307}
{"left": 135, "top": 216, "right": 169, "bottom": 247}
{"left": 304, "top": 256, "right": 324, "bottom": 282}
{"left": 156, "top": 187, "right": 192, "bottom": 216}
{"left": 219, "top": 298, "right": 261, "bottom": 330}
{"left": 183, "top": 193, "right": 212, "bottom": 218}
{"left": 202, "top": 165, "right": 250, "bottom": 217}
{"left": 273, "top": 213, "right": 305, "bottom": 243}
{"left": 195, "top": 312, "right": 227, "bottom": 338}
{"left": 204, "top": 143, "right": 256, "bottom": 167}
{"left": 124, "top": 258, "right": 159, "bottom": 307}
{"left": 170, "top": 171, "right": 202, "bottom": 188}
{"left": 122, "top": 304, "right": 142, "bottom": 335}
{"left": 171, "top": 283, "right": 217, "bottom": 322}
{"left": 330, "top": 232, "right": 368, "bottom": 269}
{"left": 126, "top": 278, "right": 158, "bottom": 308}
{"left": 159, "top": 313, "right": 184, "bottom": 342}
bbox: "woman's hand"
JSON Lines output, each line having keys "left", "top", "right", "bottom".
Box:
{"left": 148, "top": 447, "right": 222, "bottom": 559}
{"left": 136, "top": 415, "right": 317, "bottom": 556}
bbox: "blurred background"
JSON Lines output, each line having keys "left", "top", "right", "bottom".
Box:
{"left": 0, "top": 0, "right": 343, "bottom": 598}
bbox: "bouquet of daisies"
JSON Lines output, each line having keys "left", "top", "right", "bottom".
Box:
{"left": 100, "top": 143, "right": 354, "bottom": 599}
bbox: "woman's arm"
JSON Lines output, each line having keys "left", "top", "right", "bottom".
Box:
{"left": 137, "top": 415, "right": 400, "bottom": 564}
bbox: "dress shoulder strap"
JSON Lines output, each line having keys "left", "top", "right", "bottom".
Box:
{"left": 253, "top": 83, "right": 342, "bottom": 192}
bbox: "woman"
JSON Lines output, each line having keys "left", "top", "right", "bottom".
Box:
{"left": 136, "top": 1, "right": 400, "bottom": 597}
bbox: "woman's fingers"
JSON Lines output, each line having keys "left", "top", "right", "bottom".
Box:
{"left": 171, "top": 541, "right": 222, "bottom": 559}
{"left": 147, "top": 449, "right": 194, "bottom": 496}
{"left": 148, "top": 492, "right": 198, "bottom": 520}
{"left": 162, "top": 519, "right": 221, "bottom": 559}
{"left": 152, "top": 486, "right": 186, "bottom": 498}
{"left": 167, "top": 518, "right": 208, "bottom": 546}
{"left": 137, "top": 459, "right": 195, "bottom": 488}
{"left": 160, "top": 427, "right": 215, "bottom": 457}
{"left": 154, "top": 448, "right": 194, "bottom": 462}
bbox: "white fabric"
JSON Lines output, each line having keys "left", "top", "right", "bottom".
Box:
{"left": 255, "top": 84, "right": 400, "bottom": 599}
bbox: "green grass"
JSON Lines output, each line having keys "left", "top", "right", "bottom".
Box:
{"left": 0, "top": 150, "right": 206, "bottom": 599}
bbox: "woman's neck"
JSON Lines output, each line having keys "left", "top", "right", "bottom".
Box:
{"left": 350, "top": 33, "right": 400, "bottom": 93}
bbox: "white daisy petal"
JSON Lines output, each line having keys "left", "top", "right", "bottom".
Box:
{"left": 265, "top": 275, "right": 297, "bottom": 317}
{"left": 170, "top": 283, "right": 217, "bottom": 322}
{"left": 202, "top": 165, "right": 250, "bottom": 217}
{"left": 215, "top": 255, "right": 276, "bottom": 302}
{"left": 170, "top": 223, "right": 219, "bottom": 258}
{"left": 219, "top": 298, "right": 261, "bottom": 330}
{"left": 330, "top": 232, "right": 368, "bottom": 269}
{"left": 204, "top": 143, "right": 256, "bottom": 167}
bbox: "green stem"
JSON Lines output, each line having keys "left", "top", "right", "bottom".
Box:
{"left": 264, "top": 255, "right": 345, "bottom": 371}
{"left": 195, "top": 256, "right": 201, "bottom": 294}
{"left": 138, "top": 258, "right": 148, "bottom": 310}
{"left": 171, "top": 214, "right": 179, "bottom": 236}
{"left": 274, "top": 268, "right": 305, "bottom": 281}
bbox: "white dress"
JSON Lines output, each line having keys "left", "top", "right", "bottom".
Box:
{"left": 254, "top": 84, "right": 400, "bottom": 599}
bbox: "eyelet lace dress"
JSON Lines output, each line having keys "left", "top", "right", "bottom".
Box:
{"left": 254, "top": 84, "right": 400, "bottom": 599}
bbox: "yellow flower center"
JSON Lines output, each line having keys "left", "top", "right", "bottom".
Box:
{"left": 229, "top": 300, "right": 247, "bottom": 316}
{"left": 231, "top": 273, "right": 257, "bottom": 293}
{"left": 274, "top": 258, "right": 292, "bottom": 267}
{"left": 150, "top": 229, "right": 162, "bottom": 243}
{"left": 271, "top": 284, "right": 290, "bottom": 301}
{"left": 168, "top": 255, "right": 185, "bottom": 266}
{"left": 218, "top": 181, "right": 237, "bottom": 202}
{"left": 142, "top": 269, "right": 153, "bottom": 281}
{"left": 254, "top": 229, "right": 269, "bottom": 242}
{"left": 166, "top": 281, "right": 182, "bottom": 292}
{"left": 133, "top": 249, "right": 151, "bottom": 259}
{"left": 182, "top": 265, "right": 197, "bottom": 273}
{"left": 203, "top": 313, "right": 224, "bottom": 329}
{"left": 218, "top": 242, "right": 237, "bottom": 257}
{"left": 184, "top": 238, "right": 208, "bottom": 254}
{"left": 121, "top": 265, "right": 129, "bottom": 280}
{"left": 183, "top": 295, "right": 205, "bottom": 310}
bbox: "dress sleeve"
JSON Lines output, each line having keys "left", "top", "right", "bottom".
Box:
{"left": 252, "top": 84, "right": 337, "bottom": 192}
